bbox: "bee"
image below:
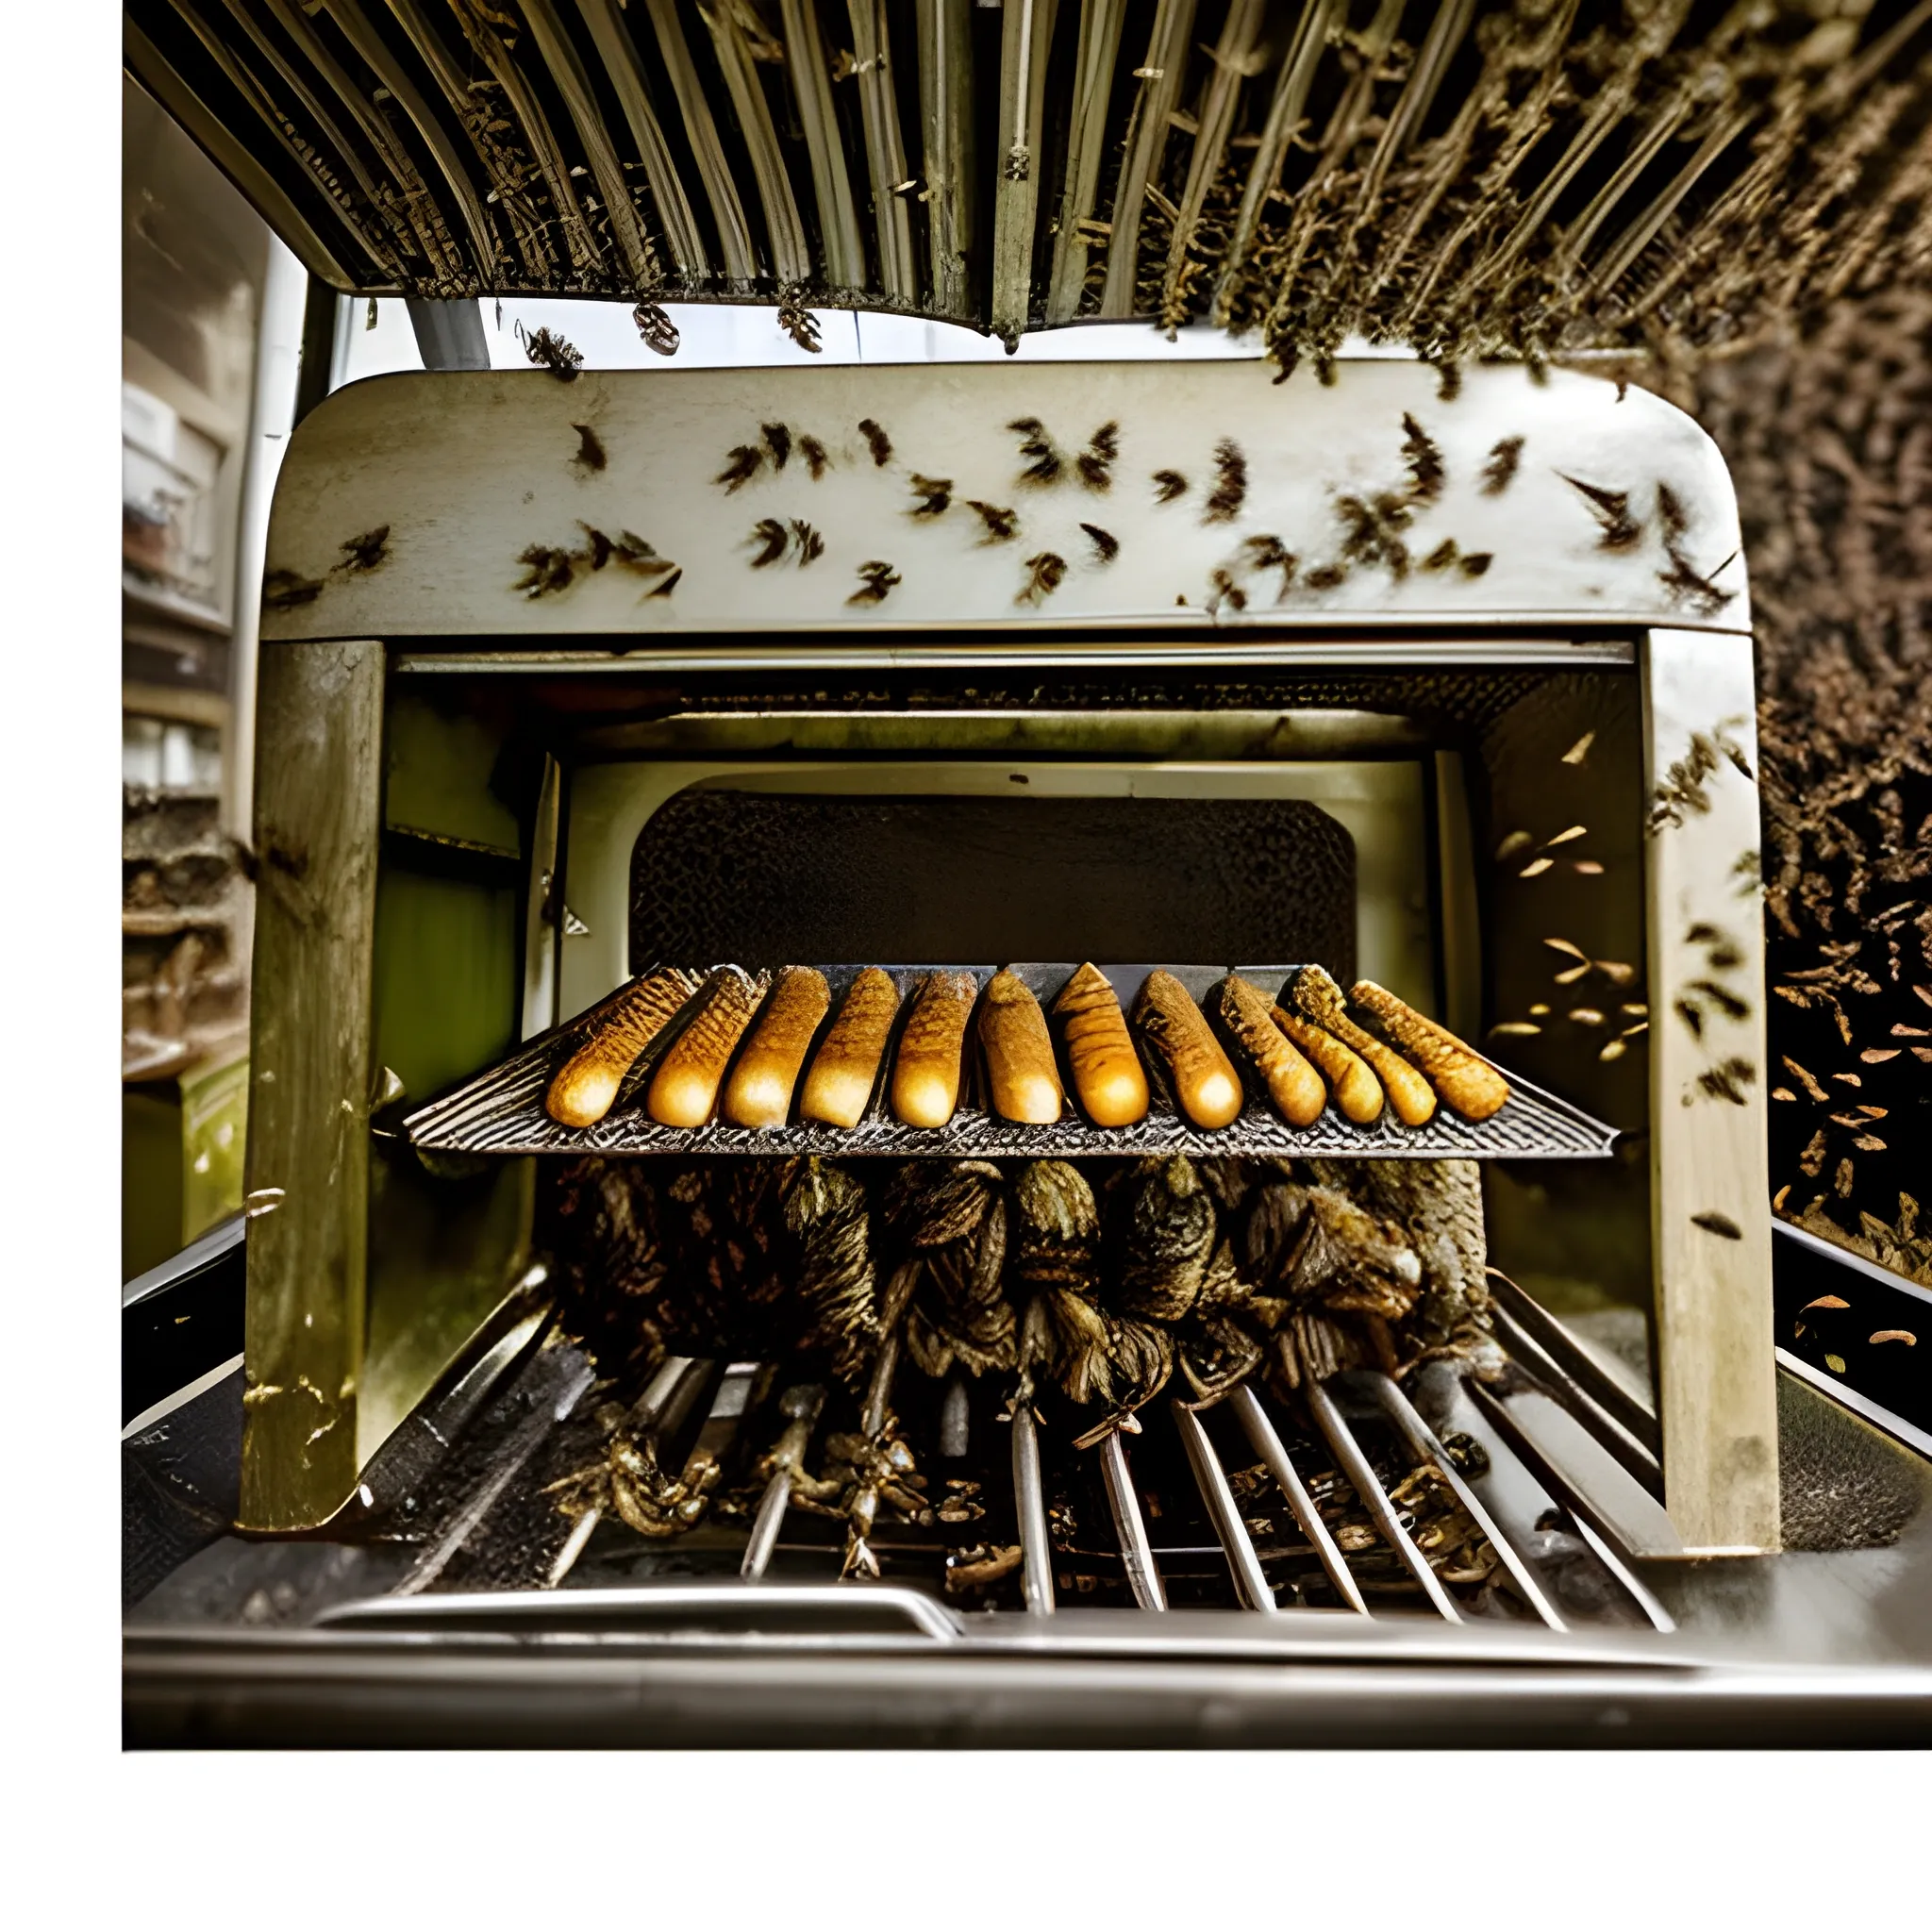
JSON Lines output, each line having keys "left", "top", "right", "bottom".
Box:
{"left": 1208, "top": 568, "right": 1247, "bottom": 615}
{"left": 632, "top": 301, "right": 679, "bottom": 357}
{"left": 965, "top": 500, "right": 1018, "bottom": 542}
{"left": 1017, "top": 551, "right": 1066, "bottom": 605}
{"left": 1008, "top": 417, "right": 1062, "bottom": 485}
{"left": 571, "top": 424, "right": 608, "bottom": 472}
{"left": 1690, "top": 1210, "right": 1743, "bottom": 1240}
{"left": 801, "top": 434, "right": 830, "bottom": 479}
{"left": 848, "top": 559, "right": 900, "bottom": 605}
{"left": 1203, "top": 439, "right": 1246, "bottom": 522}
{"left": 749, "top": 518, "right": 789, "bottom": 567}
{"left": 776, "top": 290, "right": 823, "bottom": 354}
{"left": 1076, "top": 421, "right": 1119, "bottom": 491}
{"left": 1079, "top": 523, "right": 1119, "bottom": 563}
{"left": 1423, "top": 538, "right": 1459, "bottom": 571}
{"left": 1460, "top": 551, "right": 1493, "bottom": 577}
{"left": 1152, "top": 469, "right": 1189, "bottom": 503}
{"left": 1560, "top": 473, "right": 1642, "bottom": 550}
{"left": 1657, "top": 543, "right": 1737, "bottom": 615}
{"left": 576, "top": 522, "right": 615, "bottom": 570}
{"left": 647, "top": 566, "right": 681, "bottom": 598}
{"left": 1435, "top": 360, "right": 1462, "bottom": 402}
{"left": 790, "top": 518, "right": 825, "bottom": 565}
{"left": 762, "top": 422, "right": 793, "bottom": 471}
{"left": 1656, "top": 481, "right": 1690, "bottom": 544}
{"left": 908, "top": 474, "right": 953, "bottom": 516}
{"left": 1304, "top": 561, "right": 1348, "bottom": 591}
{"left": 1695, "top": 1058, "right": 1757, "bottom": 1106}
{"left": 716, "top": 444, "right": 763, "bottom": 491}
{"left": 858, "top": 418, "right": 893, "bottom": 466}
{"left": 1241, "top": 534, "right": 1296, "bottom": 598}
{"left": 516, "top": 321, "right": 583, "bottom": 380}
{"left": 1401, "top": 412, "right": 1444, "bottom": 503}
{"left": 262, "top": 568, "right": 325, "bottom": 610}
{"left": 1336, "top": 491, "right": 1412, "bottom": 577}
{"left": 336, "top": 525, "right": 391, "bottom": 573}
{"left": 1481, "top": 436, "right": 1524, "bottom": 495}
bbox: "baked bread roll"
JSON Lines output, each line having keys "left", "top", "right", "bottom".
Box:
{"left": 1131, "top": 969, "right": 1242, "bottom": 1130}
{"left": 891, "top": 970, "right": 978, "bottom": 1127}
{"left": 1052, "top": 962, "right": 1149, "bottom": 1126}
{"left": 1350, "top": 979, "right": 1511, "bottom": 1121}
{"left": 1212, "top": 974, "right": 1326, "bottom": 1126}
{"left": 646, "top": 965, "right": 767, "bottom": 1126}
{"left": 544, "top": 966, "right": 701, "bottom": 1127}
{"left": 723, "top": 966, "right": 831, "bottom": 1127}
{"left": 1285, "top": 966, "right": 1437, "bottom": 1126}
{"left": 800, "top": 967, "right": 901, "bottom": 1127}
{"left": 1271, "top": 1004, "right": 1385, "bottom": 1124}
{"left": 978, "top": 970, "right": 1063, "bottom": 1124}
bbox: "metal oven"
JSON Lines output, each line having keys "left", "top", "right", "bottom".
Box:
{"left": 123, "top": 357, "right": 1932, "bottom": 1745}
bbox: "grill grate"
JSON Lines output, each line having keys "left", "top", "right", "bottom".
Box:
{"left": 405, "top": 962, "right": 1620, "bottom": 1160}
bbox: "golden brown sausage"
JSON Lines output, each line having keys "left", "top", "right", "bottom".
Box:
{"left": 1349, "top": 980, "right": 1511, "bottom": 1121}
{"left": 891, "top": 971, "right": 978, "bottom": 1127}
{"left": 1271, "top": 1004, "right": 1385, "bottom": 1124}
{"left": 544, "top": 966, "right": 702, "bottom": 1128}
{"left": 1052, "top": 962, "right": 1149, "bottom": 1126}
{"left": 1212, "top": 974, "right": 1327, "bottom": 1127}
{"left": 1284, "top": 966, "right": 1437, "bottom": 1126}
{"left": 1132, "top": 970, "right": 1242, "bottom": 1130}
{"left": 723, "top": 966, "right": 831, "bottom": 1128}
{"left": 800, "top": 967, "right": 901, "bottom": 1127}
{"left": 978, "top": 970, "right": 1063, "bottom": 1124}
{"left": 647, "top": 965, "right": 767, "bottom": 1127}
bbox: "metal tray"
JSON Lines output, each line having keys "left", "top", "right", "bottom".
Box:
{"left": 404, "top": 964, "right": 1619, "bottom": 1160}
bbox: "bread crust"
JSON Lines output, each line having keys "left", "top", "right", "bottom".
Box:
{"left": 1271, "top": 1004, "right": 1385, "bottom": 1124}
{"left": 978, "top": 970, "right": 1064, "bottom": 1124}
{"left": 1350, "top": 979, "right": 1511, "bottom": 1121}
{"left": 723, "top": 965, "right": 832, "bottom": 1127}
{"left": 891, "top": 971, "right": 978, "bottom": 1127}
{"left": 544, "top": 966, "right": 702, "bottom": 1127}
{"left": 1052, "top": 961, "right": 1149, "bottom": 1126}
{"left": 1285, "top": 967, "right": 1438, "bottom": 1127}
{"left": 1212, "top": 974, "right": 1327, "bottom": 1126}
{"left": 800, "top": 967, "right": 901, "bottom": 1127}
{"left": 1132, "top": 969, "right": 1243, "bottom": 1129}
{"left": 646, "top": 965, "right": 767, "bottom": 1126}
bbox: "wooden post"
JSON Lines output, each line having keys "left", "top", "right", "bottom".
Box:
{"left": 239, "top": 639, "right": 387, "bottom": 1531}
{"left": 1641, "top": 626, "right": 1779, "bottom": 1554}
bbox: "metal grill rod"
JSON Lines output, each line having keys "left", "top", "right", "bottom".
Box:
{"left": 1010, "top": 1403, "right": 1057, "bottom": 1616}
{"left": 1468, "top": 1381, "right": 1677, "bottom": 1633}
{"left": 1097, "top": 1427, "right": 1168, "bottom": 1611}
{"left": 1357, "top": 1371, "right": 1568, "bottom": 1632}
{"left": 741, "top": 1382, "right": 826, "bottom": 1579}
{"left": 1304, "top": 1376, "right": 1462, "bottom": 1623}
{"left": 1484, "top": 1269, "right": 1661, "bottom": 1453}
{"left": 1228, "top": 1385, "right": 1370, "bottom": 1614}
{"left": 1173, "top": 1401, "right": 1279, "bottom": 1614}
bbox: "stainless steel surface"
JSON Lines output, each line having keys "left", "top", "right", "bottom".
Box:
{"left": 408, "top": 960, "right": 1617, "bottom": 1161}
{"left": 1173, "top": 1401, "right": 1279, "bottom": 1615}
{"left": 1774, "top": 1349, "right": 1932, "bottom": 1461}
{"left": 1010, "top": 1404, "right": 1056, "bottom": 1617}
{"left": 1097, "top": 1428, "right": 1168, "bottom": 1613}
{"left": 1355, "top": 1370, "right": 1568, "bottom": 1632}
{"left": 1484, "top": 1267, "right": 1660, "bottom": 1453}
{"left": 1305, "top": 1376, "right": 1462, "bottom": 1624}
{"left": 1228, "top": 1386, "right": 1370, "bottom": 1615}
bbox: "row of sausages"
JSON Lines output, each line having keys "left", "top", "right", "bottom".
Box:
{"left": 543, "top": 963, "right": 1509, "bottom": 1134}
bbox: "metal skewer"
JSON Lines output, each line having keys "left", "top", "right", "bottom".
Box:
{"left": 1092, "top": 1419, "right": 1167, "bottom": 1611}
{"left": 543, "top": 1353, "right": 713, "bottom": 1588}
{"left": 1304, "top": 1375, "right": 1462, "bottom": 1623}
{"left": 741, "top": 1382, "right": 825, "bottom": 1579}
{"left": 1173, "top": 1401, "right": 1278, "bottom": 1614}
{"left": 1009, "top": 1400, "right": 1056, "bottom": 1616}
{"left": 1228, "top": 1385, "right": 1369, "bottom": 1614}
{"left": 1357, "top": 1370, "right": 1568, "bottom": 1631}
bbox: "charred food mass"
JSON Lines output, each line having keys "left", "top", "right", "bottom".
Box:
{"left": 784, "top": 1158, "right": 880, "bottom": 1386}
{"left": 1110, "top": 1155, "right": 1217, "bottom": 1323}
{"left": 886, "top": 1161, "right": 1017, "bottom": 1380}
{"left": 1204, "top": 439, "right": 1248, "bottom": 523}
